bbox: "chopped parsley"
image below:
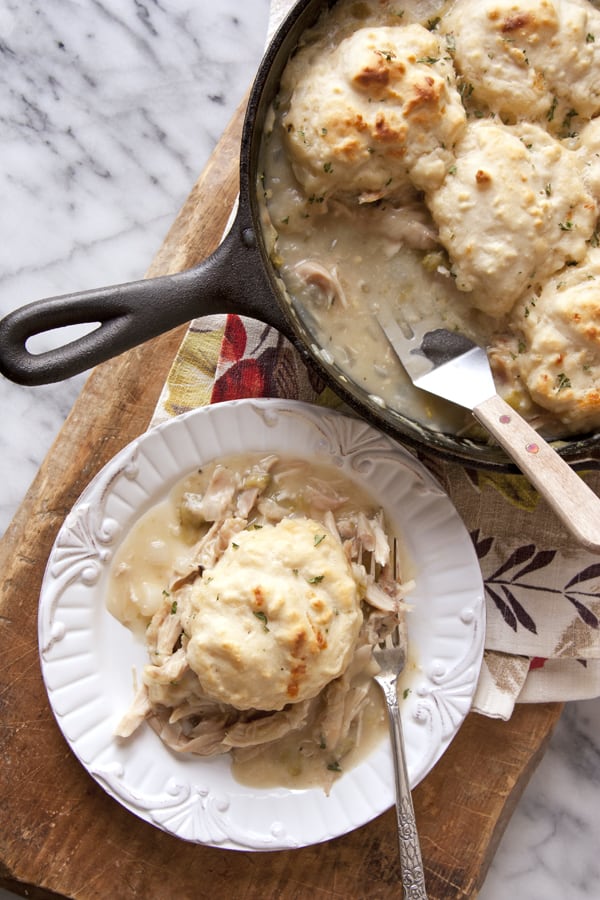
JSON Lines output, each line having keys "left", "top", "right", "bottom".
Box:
{"left": 170, "top": 600, "right": 178, "bottom": 615}
{"left": 326, "top": 761, "right": 342, "bottom": 773}
{"left": 308, "top": 575, "right": 325, "bottom": 584}
{"left": 445, "top": 34, "right": 456, "bottom": 54}
{"left": 253, "top": 610, "right": 269, "bottom": 631}
{"left": 561, "top": 108, "right": 579, "bottom": 137}
{"left": 314, "top": 533, "right": 326, "bottom": 546}
{"left": 555, "top": 373, "right": 572, "bottom": 393}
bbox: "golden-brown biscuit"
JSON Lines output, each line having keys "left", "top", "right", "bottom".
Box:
{"left": 186, "top": 518, "right": 363, "bottom": 711}
{"left": 440, "top": 0, "right": 600, "bottom": 127}
{"left": 512, "top": 247, "right": 600, "bottom": 431}
{"left": 280, "top": 24, "right": 466, "bottom": 201}
{"left": 426, "top": 120, "right": 597, "bottom": 315}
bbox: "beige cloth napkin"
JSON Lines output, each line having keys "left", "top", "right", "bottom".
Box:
{"left": 151, "top": 313, "right": 600, "bottom": 720}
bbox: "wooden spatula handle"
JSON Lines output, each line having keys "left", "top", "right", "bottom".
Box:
{"left": 474, "top": 393, "right": 600, "bottom": 553}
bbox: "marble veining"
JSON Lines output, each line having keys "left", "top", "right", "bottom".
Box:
{"left": 1, "top": 2, "right": 600, "bottom": 898}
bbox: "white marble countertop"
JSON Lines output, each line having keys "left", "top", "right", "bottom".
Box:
{"left": 1, "top": 2, "right": 599, "bottom": 898}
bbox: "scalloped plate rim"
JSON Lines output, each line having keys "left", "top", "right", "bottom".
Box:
{"left": 38, "top": 398, "right": 485, "bottom": 850}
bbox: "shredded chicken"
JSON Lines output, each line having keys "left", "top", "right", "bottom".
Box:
{"left": 293, "top": 259, "right": 349, "bottom": 309}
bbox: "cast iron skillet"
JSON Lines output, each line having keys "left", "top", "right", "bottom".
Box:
{"left": 0, "top": 0, "right": 598, "bottom": 473}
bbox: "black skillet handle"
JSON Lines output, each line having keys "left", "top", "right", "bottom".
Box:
{"left": 0, "top": 220, "right": 295, "bottom": 386}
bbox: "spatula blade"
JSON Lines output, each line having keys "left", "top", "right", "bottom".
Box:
{"left": 377, "top": 315, "right": 495, "bottom": 410}
{"left": 413, "top": 345, "right": 496, "bottom": 410}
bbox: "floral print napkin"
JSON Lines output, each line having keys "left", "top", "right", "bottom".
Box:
{"left": 152, "top": 314, "right": 600, "bottom": 719}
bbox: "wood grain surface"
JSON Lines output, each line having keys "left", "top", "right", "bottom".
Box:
{"left": 0, "top": 91, "right": 564, "bottom": 900}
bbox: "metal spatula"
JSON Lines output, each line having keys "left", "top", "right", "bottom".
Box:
{"left": 377, "top": 312, "right": 600, "bottom": 552}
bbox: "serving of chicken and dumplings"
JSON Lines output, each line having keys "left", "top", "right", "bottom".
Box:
{"left": 108, "top": 453, "right": 413, "bottom": 793}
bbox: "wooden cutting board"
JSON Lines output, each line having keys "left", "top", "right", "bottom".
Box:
{"left": 0, "top": 92, "right": 563, "bottom": 900}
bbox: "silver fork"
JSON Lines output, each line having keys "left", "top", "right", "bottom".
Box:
{"left": 373, "top": 541, "right": 428, "bottom": 899}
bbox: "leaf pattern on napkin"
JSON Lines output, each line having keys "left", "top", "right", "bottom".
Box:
{"left": 161, "top": 319, "right": 227, "bottom": 418}
{"left": 473, "top": 529, "right": 600, "bottom": 634}
{"left": 210, "top": 315, "right": 332, "bottom": 404}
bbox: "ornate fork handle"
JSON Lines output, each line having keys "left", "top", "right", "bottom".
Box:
{"left": 380, "top": 674, "right": 428, "bottom": 899}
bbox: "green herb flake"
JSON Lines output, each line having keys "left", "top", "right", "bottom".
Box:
{"left": 586, "top": 33, "right": 595, "bottom": 43}
{"left": 403, "top": 688, "right": 411, "bottom": 700}
{"left": 417, "top": 55, "right": 440, "bottom": 65}
{"left": 170, "top": 600, "right": 178, "bottom": 615}
{"left": 308, "top": 575, "right": 325, "bottom": 584}
{"left": 323, "top": 161, "right": 333, "bottom": 173}
{"left": 459, "top": 81, "right": 474, "bottom": 100}
{"left": 559, "top": 220, "right": 574, "bottom": 231}
{"left": 327, "top": 761, "right": 342, "bottom": 773}
{"left": 426, "top": 16, "right": 440, "bottom": 31}
{"left": 555, "top": 373, "right": 572, "bottom": 393}
{"left": 253, "top": 610, "right": 269, "bottom": 631}
{"left": 314, "top": 533, "right": 327, "bottom": 546}
{"left": 561, "top": 108, "right": 579, "bottom": 136}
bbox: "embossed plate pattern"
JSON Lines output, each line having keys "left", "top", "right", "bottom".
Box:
{"left": 38, "top": 399, "right": 485, "bottom": 850}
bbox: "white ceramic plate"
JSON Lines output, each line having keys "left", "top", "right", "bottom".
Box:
{"left": 38, "top": 398, "right": 485, "bottom": 850}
